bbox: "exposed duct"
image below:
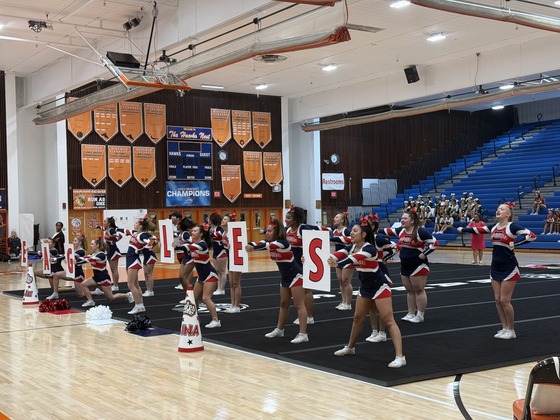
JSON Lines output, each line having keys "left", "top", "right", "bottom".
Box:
{"left": 34, "top": 4, "right": 349, "bottom": 125}
{"left": 411, "top": 0, "right": 560, "bottom": 33}
{"left": 300, "top": 81, "right": 560, "bottom": 132}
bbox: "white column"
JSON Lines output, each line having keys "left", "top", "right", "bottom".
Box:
{"left": 5, "top": 73, "right": 20, "bottom": 233}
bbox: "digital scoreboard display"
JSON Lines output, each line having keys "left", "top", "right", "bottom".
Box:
{"left": 167, "top": 141, "right": 213, "bottom": 180}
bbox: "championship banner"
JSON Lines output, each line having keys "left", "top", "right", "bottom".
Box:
{"left": 20, "top": 240, "right": 27, "bottom": 267}
{"left": 158, "top": 219, "right": 175, "bottom": 263}
{"left": 41, "top": 241, "right": 51, "bottom": 275}
{"left": 166, "top": 181, "right": 211, "bottom": 207}
{"left": 81, "top": 144, "right": 107, "bottom": 187}
{"left": 65, "top": 244, "right": 75, "bottom": 279}
{"left": 232, "top": 110, "right": 252, "bottom": 148}
{"left": 73, "top": 189, "right": 106, "bottom": 210}
{"left": 133, "top": 146, "right": 156, "bottom": 188}
{"left": 94, "top": 103, "right": 118, "bottom": 142}
{"left": 243, "top": 151, "right": 263, "bottom": 189}
{"left": 263, "top": 152, "right": 283, "bottom": 186}
{"left": 302, "top": 229, "right": 331, "bottom": 292}
{"left": 252, "top": 111, "right": 272, "bottom": 149}
{"left": 211, "top": 108, "right": 231, "bottom": 147}
{"left": 107, "top": 145, "right": 132, "bottom": 187}
{"left": 228, "top": 221, "right": 249, "bottom": 273}
{"left": 66, "top": 97, "right": 92, "bottom": 141}
{"left": 221, "top": 165, "right": 242, "bottom": 203}
{"left": 119, "top": 101, "right": 143, "bottom": 143}
{"left": 144, "top": 103, "right": 166, "bottom": 144}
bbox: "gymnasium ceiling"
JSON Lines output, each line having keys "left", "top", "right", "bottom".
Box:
{"left": 2, "top": 0, "right": 560, "bottom": 117}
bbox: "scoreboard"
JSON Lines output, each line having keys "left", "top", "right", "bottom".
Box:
{"left": 167, "top": 141, "right": 213, "bottom": 180}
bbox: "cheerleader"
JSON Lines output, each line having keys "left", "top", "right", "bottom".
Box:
{"left": 220, "top": 213, "right": 243, "bottom": 313}
{"left": 330, "top": 212, "right": 353, "bottom": 310}
{"left": 35, "top": 237, "right": 65, "bottom": 295}
{"left": 329, "top": 218, "right": 406, "bottom": 368}
{"left": 78, "top": 238, "right": 134, "bottom": 307}
{"left": 245, "top": 218, "right": 309, "bottom": 344}
{"left": 174, "top": 217, "right": 196, "bottom": 304}
{"left": 101, "top": 217, "right": 124, "bottom": 291}
{"left": 119, "top": 217, "right": 157, "bottom": 315}
{"left": 468, "top": 212, "right": 486, "bottom": 264}
{"left": 542, "top": 209, "right": 555, "bottom": 235}
{"left": 209, "top": 211, "right": 228, "bottom": 296}
{"left": 458, "top": 203, "right": 536, "bottom": 339}
{"left": 186, "top": 224, "right": 221, "bottom": 328}
{"left": 379, "top": 209, "right": 438, "bottom": 323}
{"left": 47, "top": 234, "right": 88, "bottom": 300}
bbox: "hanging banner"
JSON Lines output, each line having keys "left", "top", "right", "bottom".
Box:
{"left": 232, "top": 110, "right": 252, "bottom": 147}
{"left": 73, "top": 189, "right": 106, "bottom": 210}
{"left": 221, "top": 165, "right": 242, "bottom": 203}
{"left": 66, "top": 97, "right": 92, "bottom": 141}
{"left": 94, "top": 103, "right": 118, "bottom": 142}
{"left": 144, "top": 103, "right": 166, "bottom": 144}
{"left": 107, "top": 145, "right": 132, "bottom": 187}
{"left": 263, "top": 152, "right": 283, "bottom": 186}
{"left": 167, "top": 126, "right": 212, "bottom": 141}
{"left": 119, "top": 101, "right": 143, "bottom": 143}
{"left": 133, "top": 146, "right": 156, "bottom": 188}
{"left": 166, "top": 181, "right": 211, "bottom": 207}
{"left": 211, "top": 108, "right": 231, "bottom": 147}
{"left": 81, "top": 144, "right": 107, "bottom": 187}
{"left": 252, "top": 111, "right": 272, "bottom": 149}
{"left": 243, "top": 151, "right": 263, "bottom": 189}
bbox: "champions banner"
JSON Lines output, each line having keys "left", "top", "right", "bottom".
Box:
{"left": 252, "top": 111, "right": 272, "bottom": 149}
{"left": 166, "top": 181, "right": 211, "bottom": 207}
{"left": 232, "top": 110, "right": 252, "bottom": 147}
{"left": 243, "top": 151, "right": 263, "bottom": 189}
{"left": 133, "top": 146, "right": 156, "bottom": 188}
{"left": 81, "top": 144, "right": 107, "bottom": 187}
{"left": 263, "top": 152, "right": 283, "bottom": 186}
{"left": 107, "top": 145, "right": 132, "bottom": 187}
{"left": 211, "top": 108, "right": 231, "bottom": 147}
{"left": 94, "top": 103, "right": 118, "bottom": 142}
{"left": 302, "top": 229, "right": 331, "bottom": 292}
{"left": 144, "top": 103, "right": 166, "bottom": 144}
{"left": 119, "top": 101, "right": 144, "bottom": 143}
{"left": 66, "top": 97, "right": 92, "bottom": 141}
{"left": 221, "top": 165, "right": 242, "bottom": 203}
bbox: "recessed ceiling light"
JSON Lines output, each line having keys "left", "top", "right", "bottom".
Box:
{"left": 390, "top": 0, "right": 411, "bottom": 8}
{"left": 254, "top": 83, "right": 268, "bottom": 90}
{"left": 200, "top": 84, "right": 224, "bottom": 90}
{"left": 321, "top": 64, "right": 337, "bottom": 72}
{"left": 499, "top": 83, "right": 515, "bottom": 90}
{"left": 492, "top": 105, "right": 505, "bottom": 110}
{"left": 427, "top": 32, "right": 446, "bottom": 42}
{"left": 0, "top": 24, "right": 4, "bottom": 30}
{"left": 555, "top": 0, "right": 560, "bottom": 5}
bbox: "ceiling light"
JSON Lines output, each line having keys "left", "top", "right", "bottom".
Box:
{"left": 492, "top": 105, "right": 505, "bottom": 110}
{"left": 499, "top": 83, "right": 515, "bottom": 90}
{"left": 321, "top": 64, "right": 337, "bottom": 72}
{"left": 123, "top": 16, "right": 142, "bottom": 31}
{"left": 555, "top": 0, "right": 560, "bottom": 5}
{"left": 200, "top": 84, "right": 224, "bottom": 90}
{"left": 427, "top": 32, "right": 446, "bottom": 42}
{"left": 254, "top": 83, "right": 268, "bottom": 90}
{"left": 0, "top": 24, "right": 4, "bottom": 30}
{"left": 390, "top": 0, "right": 411, "bottom": 8}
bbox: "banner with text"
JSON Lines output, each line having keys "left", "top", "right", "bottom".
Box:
{"left": 243, "top": 151, "right": 263, "bottom": 189}
{"left": 107, "top": 145, "right": 132, "bottom": 187}
{"left": 252, "top": 111, "right": 272, "bottom": 149}
{"left": 263, "top": 152, "right": 283, "bottom": 186}
{"left": 94, "top": 103, "right": 118, "bottom": 142}
{"left": 322, "top": 173, "right": 345, "bottom": 190}
{"left": 211, "top": 108, "right": 231, "bottom": 147}
{"left": 133, "top": 146, "right": 156, "bottom": 188}
{"left": 81, "top": 144, "right": 106, "bottom": 187}
{"left": 73, "top": 189, "right": 106, "bottom": 210}
{"left": 232, "top": 110, "right": 252, "bottom": 148}
{"left": 166, "top": 181, "right": 211, "bottom": 207}
{"left": 119, "top": 101, "right": 143, "bottom": 143}
{"left": 67, "top": 97, "right": 92, "bottom": 141}
{"left": 144, "top": 103, "right": 166, "bottom": 144}
{"left": 167, "top": 126, "right": 212, "bottom": 141}
{"left": 221, "top": 165, "right": 242, "bottom": 203}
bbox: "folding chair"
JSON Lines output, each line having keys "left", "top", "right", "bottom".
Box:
{"left": 513, "top": 356, "right": 560, "bottom": 419}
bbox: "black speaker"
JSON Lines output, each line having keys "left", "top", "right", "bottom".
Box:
{"left": 106, "top": 51, "right": 140, "bottom": 69}
{"left": 404, "top": 65, "right": 420, "bottom": 84}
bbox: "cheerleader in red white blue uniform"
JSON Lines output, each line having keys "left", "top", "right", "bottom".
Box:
{"left": 330, "top": 212, "right": 354, "bottom": 311}
{"left": 246, "top": 218, "right": 309, "bottom": 344}
{"left": 329, "top": 218, "right": 406, "bottom": 368}
{"left": 209, "top": 211, "right": 228, "bottom": 296}
{"left": 186, "top": 224, "right": 221, "bottom": 329}
{"left": 47, "top": 235, "right": 88, "bottom": 300}
{"left": 119, "top": 218, "right": 156, "bottom": 315}
{"left": 379, "top": 209, "right": 438, "bottom": 324}
{"left": 78, "top": 238, "right": 134, "bottom": 307}
{"left": 220, "top": 213, "right": 244, "bottom": 313}
{"left": 101, "top": 217, "right": 124, "bottom": 292}
{"left": 174, "top": 218, "right": 196, "bottom": 303}
{"left": 458, "top": 203, "right": 536, "bottom": 339}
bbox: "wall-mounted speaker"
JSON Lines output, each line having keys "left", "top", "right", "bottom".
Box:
{"left": 404, "top": 65, "right": 420, "bottom": 84}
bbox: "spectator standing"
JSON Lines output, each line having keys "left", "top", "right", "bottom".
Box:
{"left": 468, "top": 213, "right": 486, "bottom": 264}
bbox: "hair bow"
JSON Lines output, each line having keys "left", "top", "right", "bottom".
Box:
{"left": 360, "top": 216, "right": 369, "bottom": 227}
{"left": 505, "top": 201, "right": 515, "bottom": 209}
{"left": 211, "top": 209, "right": 218, "bottom": 215}
{"left": 368, "top": 212, "right": 379, "bottom": 223}
{"left": 202, "top": 223, "right": 210, "bottom": 232}
{"left": 229, "top": 212, "right": 237, "bottom": 221}
{"left": 269, "top": 217, "right": 277, "bottom": 226}
{"left": 290, "top": 204, "right": 296, "bottom": 213}
{"left": 341, "top": 211, "right": 348, "bottom": 218}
